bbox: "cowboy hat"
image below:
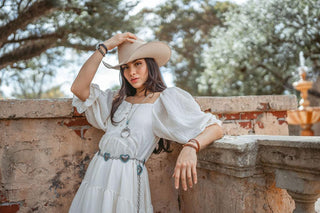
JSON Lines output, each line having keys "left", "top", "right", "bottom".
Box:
{"left": 102, "top": 38, "right": 171, "bottom": 70}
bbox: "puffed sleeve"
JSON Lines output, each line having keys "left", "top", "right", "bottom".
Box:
{"left": 72, "top": 83, "right": 116, "bottom": 131}
{"left": 152, "top": 87, "right": 222, "bottom": 144}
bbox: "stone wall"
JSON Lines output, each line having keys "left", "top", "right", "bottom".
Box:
{"left": 195, "top": 95, "right": 296, "bottom": 135}
{"left": 1, "top": 95, "right": 311, "bottom": 213}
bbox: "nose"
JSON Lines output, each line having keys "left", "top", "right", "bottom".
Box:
{"left": 129, "top": 66, "right": 137, "bottom": 76}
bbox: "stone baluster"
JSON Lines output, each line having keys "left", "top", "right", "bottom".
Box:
{"left": 194, "top": 135, "right": 320, "bottom": 213}
{"left": 255, "top": 136, "right": 320, "bottom": 213}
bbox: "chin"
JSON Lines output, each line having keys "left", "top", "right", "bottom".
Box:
{"left": 131, "top": 83, "right": 144, "bottom": 90}
{"left": 130, "top": 84, "right": 138, "bottom": 88}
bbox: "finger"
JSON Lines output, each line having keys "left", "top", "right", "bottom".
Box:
{"left": 181, "top": 165, "right": 187, "bottom": 191}
{"left": 192, "top": 165, "right": 197, "bottom": 184}
{"left": 174, "top": 167, "right": 180, "bottom": 189}
{"left": 126, "top": 38, "right": 136, "bottom": 43}
{"left": 187, "top": 165, "right": 193, "bottom": 188}
{"left": 125, "top": 32, "right": 137, "bottom": 39}
{"left": 172, "top": 168, "right": 176, "bottom": 178}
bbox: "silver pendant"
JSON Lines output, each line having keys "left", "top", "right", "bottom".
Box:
{"left": 121, "top": 126, "right": 130, "bottom": 138}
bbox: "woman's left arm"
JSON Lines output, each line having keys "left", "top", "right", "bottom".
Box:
{"left": 173, "top": 123, "right": 224, "bottom": 191}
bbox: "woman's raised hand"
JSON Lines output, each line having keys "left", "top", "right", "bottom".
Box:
{"left": 172, "top": 146, "right": 198, "bottom": 191}
{"left": 103, "top": 32, "right": 137, "bottom": 51}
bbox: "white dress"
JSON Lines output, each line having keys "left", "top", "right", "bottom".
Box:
{"left": 69, "top": 83, "right": 222, "bottom": 213}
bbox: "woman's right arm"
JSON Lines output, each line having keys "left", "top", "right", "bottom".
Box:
{"left": 70, "top": 32, "right": 137, "bottom": 101}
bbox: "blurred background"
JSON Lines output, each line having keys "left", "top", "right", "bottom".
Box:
{"left": 0, "top": 0, "right": 319, "bottom": 107}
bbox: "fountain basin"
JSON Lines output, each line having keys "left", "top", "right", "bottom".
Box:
{"left": 287, "top": 107, "right": 320, "bottom": 136}
{"left": 287, "top": 107, "right": 320, "bottom": 125}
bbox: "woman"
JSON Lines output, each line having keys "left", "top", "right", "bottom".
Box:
{"left": 69, "top": 32, "right": 223, "bottom": 213}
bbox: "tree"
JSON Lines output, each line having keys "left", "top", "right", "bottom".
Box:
{"left": 11, "top": 83, "right": 66, "bottom": 99}
{"left": 0, "top": 0, "right": 138, "bottom": 98}
{"left": 143, "top": 0, "right": 235, "bottom": 95}
{"left": 2, "top": 47, "right": 68, "bottom": 98}
{"left": 6, "top": 57, "right": 67, "bottom": 99}
{"left": 0, "top": 0, "right": 137, "bottom": 69}
{"left": 201, "top": 0, "right": 320, "bottom": 97}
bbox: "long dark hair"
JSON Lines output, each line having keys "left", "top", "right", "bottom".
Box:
{"left": 110, "top": 58, "right": 172, "bottom": 154}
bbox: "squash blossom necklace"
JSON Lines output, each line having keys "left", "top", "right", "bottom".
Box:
{"left": 121, "top": 93, "right": 153, "bottom": 138}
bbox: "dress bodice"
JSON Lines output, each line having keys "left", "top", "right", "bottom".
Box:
{"left": 72, "top": 83, "right": 222, "bottom": 161}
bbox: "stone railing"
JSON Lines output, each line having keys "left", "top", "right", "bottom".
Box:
{"left": 0, "top": 95, "right": 319, "bottom": 212}
{"left": 193, "top": 135, "right": 320, "bottom": 213}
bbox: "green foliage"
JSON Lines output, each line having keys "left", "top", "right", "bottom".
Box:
{"left": 11, "top": 82, "right": 66, "bottom": 99}
{"left": 144, "top": 0, "right": 235, "bottom": 95}
{"left": 4, "top": 48, "right": 68, "bottom": 98}
{"left": 0, "top": 0, "right": 138, "bottom": 98}
{"left": 201, "top": 0, "right": 320, "bottom": 96}
{"left": 111, "top": 84, "right": 120, "bottom": 91}
{"left": 8, "top": 68, "right": 55, "bottom": 99}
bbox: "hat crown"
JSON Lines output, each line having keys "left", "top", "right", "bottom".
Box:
{"left": 117, "top": 38, "right": 146, "bottom": 64}
{"left": 102, "top": 37, "right": 171, "bottom": 70}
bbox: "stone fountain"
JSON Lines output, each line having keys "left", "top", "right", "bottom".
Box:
{"left": 287, "top": 52, "right": 320, "bottom": 135}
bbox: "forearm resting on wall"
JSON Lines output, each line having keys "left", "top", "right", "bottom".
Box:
{"left": 195, "top": 124, "right": 223, "bottom": 151}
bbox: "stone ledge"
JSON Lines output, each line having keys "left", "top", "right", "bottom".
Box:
{"left": 0, "top": 98, "right": 73, "bottom": 119}
{"left": 0, "top": 95, "right": 297, "bottom": 119}
{"left": 198, "top": 135, "right": 320, "bottom": 213}
{"left": 256, "top": 135, "right": 320, "bottom": 148}
{"left": 198, "top": 136, "right": 259, "bottom": 178}
{"left": 198, "top": 135, "right": 320, "bottom": 177}
{"left": 195, "top": 95, "right": 297, "bottom": 113}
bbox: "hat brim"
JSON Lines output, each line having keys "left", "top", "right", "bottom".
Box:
{"left": 102, "top": 41, "right": 171, "bottom": 70}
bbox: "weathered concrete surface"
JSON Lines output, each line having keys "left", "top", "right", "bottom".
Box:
{"left": 0, "top": 96, "right": 311, "bottom": 213}
{"left": 146, "top": 143, "right": 182, "bottom": 212}
{"left": 313, "top": 122, "right": 320, "bottom": 136}
{"left": 180, "top": 169, "right": 295, "bottom": 213}
{"left": 196, "top": 95, "right": 297, "bottom": 136}
{"left": 0, "top": 98, "right": 73, "bottom": 119}
{"left": 186, "top": 135, "right": 320, "bottom": 213}
{"left": 0, "top": 118, "right": 103, "bottom": 212}
{"left": 195, "top": 95, "right": 297, "bottom": 113}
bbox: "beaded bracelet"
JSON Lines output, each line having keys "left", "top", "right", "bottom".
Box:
{"left": 188, "top": 138, "right": 200, "bottom": 151}
{"left": 96, "top": 43, "right": 108, "bottom": 56}
{"left": 99, "top": 43, "right": 108, "bottom": 53}
{"left": 183, "top": 143, "right": 199, "bottom": 153}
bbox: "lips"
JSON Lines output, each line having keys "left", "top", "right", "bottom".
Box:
{"left": 131, "top": 78, "right": 139, "bottom": 83}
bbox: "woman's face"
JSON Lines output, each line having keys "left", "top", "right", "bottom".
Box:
{"left": 121, "top": 58, "right": 149, "bottom": 91}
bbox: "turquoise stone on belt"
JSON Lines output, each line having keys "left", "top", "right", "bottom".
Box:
{"left": 103, "top": 152, "right": 110, "bottom": 161}
{"left": 137, "top": 164, "right": 143, "bottom": 175}
{"left": 120, "top": 154, "right": 130, "bottom": 163}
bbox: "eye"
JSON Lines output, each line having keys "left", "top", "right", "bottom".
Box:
{"left": 121, "top": 65, "right": 128, "bottom": 70}
{"left": 135, "top": 61, "right": 142, "bottom": 66}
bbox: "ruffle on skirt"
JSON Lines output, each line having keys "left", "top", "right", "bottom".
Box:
{"left": 69, "top": 153, "right": 153, "bottom": 213}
